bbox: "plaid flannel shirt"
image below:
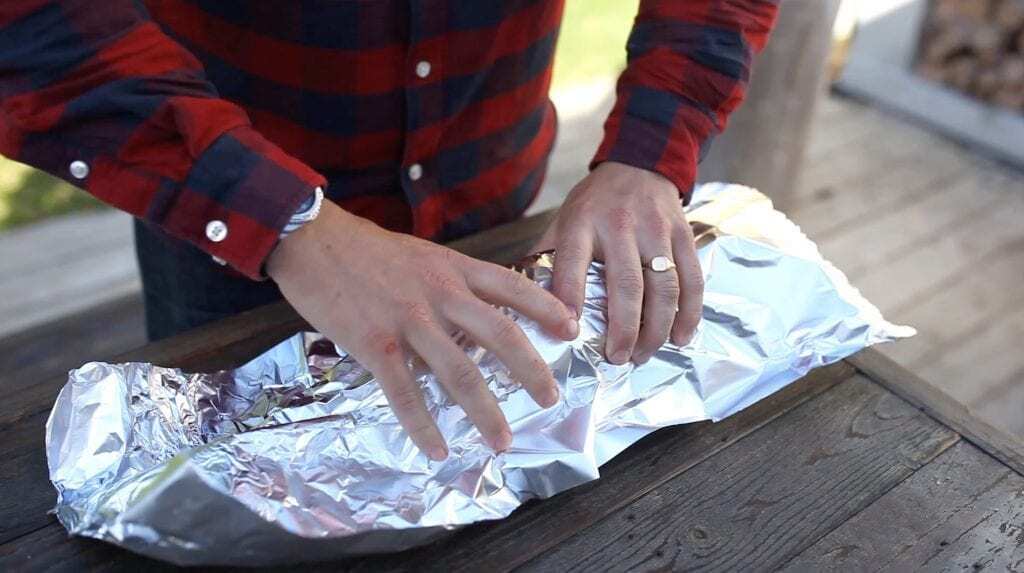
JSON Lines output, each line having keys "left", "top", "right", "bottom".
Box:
{"left": 0, "top": 0, "right": 778, "bottom": 279}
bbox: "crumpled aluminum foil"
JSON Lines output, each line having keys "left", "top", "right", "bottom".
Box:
{"left": 46, "top": 183, "right": 913, "bottom": 566}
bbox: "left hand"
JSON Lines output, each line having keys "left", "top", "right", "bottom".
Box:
{"left": 535, "top": 161, "right": 704, "bottom": 365}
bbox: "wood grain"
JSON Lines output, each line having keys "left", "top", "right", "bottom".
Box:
{"left": 520, "top": 375, "right": 959, "bottom": 572}
{"left": 780, "top": 441, "right": 1024, "bottom": 571}
{"left": 849, "top": 348, "right": 1024, "bottom": 478}
{"left": 0, "top": 294, "right": 146, "bottom": 430}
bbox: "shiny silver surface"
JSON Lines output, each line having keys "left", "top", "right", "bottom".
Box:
{"left": 46, "top": 183, "right": 912, "bottom": 565}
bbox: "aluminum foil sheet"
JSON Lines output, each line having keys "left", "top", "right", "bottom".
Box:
{"left": 46, "top": 183, "right": 913, "bottom": 566}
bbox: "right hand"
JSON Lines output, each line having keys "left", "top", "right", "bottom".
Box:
{"left": 267, "top": 200, "right": 579, "bottom": 461}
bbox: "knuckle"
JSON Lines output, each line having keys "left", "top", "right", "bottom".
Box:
{"left": 546, "top": 295, "right": 570, "bottom": 318}
{"left": 493, "top": 318, "right": 522, "bottom": 346}
{"left": 615, "top": 271, "right": 644, "bottom": 299}
{"left": 555, "top": 242, "right": 588, "bottom": 265}
{"left": 423, "top": 268, "right": 461, "bottom": 292}
{"left": 647, "top": 218, "right": 671, "bottom": 242}
{"left": 526, "top": 356, "right": 549, "bottom": 381}
{"left": 608, "top": 207, "right": 634, "bottom": 233}
{"left": 687, "top": 271, "right": 706, "bottom": 292}
{"left": 367, "top": 330, "right": 401, "bottom": 357}
{"left": 440, "top": 247, "right": 462, "bottom": 266}
{"left": 388, "top": 386, "right": 423, "bottom": 413}
{"left": 449, "top": 360, "right": 482, "bottom": 393}
{"left": 655, "top": 279, "right": 681, "bottom": 303}
{"left": 502, "top": 269, "right": 531, "bottom": 298}
{"left": 401, "top": 301, "right": 433, "bottom": 325}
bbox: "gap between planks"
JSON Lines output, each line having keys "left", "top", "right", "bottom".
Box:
{"left": 518, "top": 375, "right": 959, "bottom": 572}
{"left": 779, "top": 441, "right": 1024, "bottom": 571}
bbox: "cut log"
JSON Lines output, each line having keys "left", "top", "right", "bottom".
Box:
{"left": 968, "top": 25, "right": 1005, "bottom": 64}
{"left": 933, "top": 0, "right": 993, "bottom": 25}
{"left": 992, "top": 87, "right": 1024, "bottom": 110}
{"left": 944, "top": 55, "right": 978, "bottom": 91}
{"left": 997, "top": 56, "right": 1024, "bottom": 85}
{"left": 973, "top": 67, "right": 1002, "bottom": 98}
{"left": 993, "top": 0, "right": 1024, "bottom": 31}
{"left": 917, "top": 0, "right": 1024, "bottom": 114}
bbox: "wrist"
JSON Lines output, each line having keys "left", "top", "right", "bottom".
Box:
{"left": 267, "top": 199, "right": 361, "bottom": 280}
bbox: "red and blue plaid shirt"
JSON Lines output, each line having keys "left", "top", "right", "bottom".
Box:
{"left": 0, "top": 0, "right": 777, "bottom": 279}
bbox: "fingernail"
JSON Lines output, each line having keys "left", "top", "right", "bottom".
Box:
{"left": 491, "top": 430, "right": 513, "bottom": 453}
{"left": 610, "top": 349, "right": 631, "bottom": 364}
{"left": 427, "top": 445, "right": 448, "bottom": 461}
{"left": 564, "top": 318, "right": 579, "bottom": 339}
{"left": 541, "top": 386, "right": 560, "bottom": 408}
{"left": 566, "top": 304, "right": 579, "bottom": 319}
{"left": 672, "top": 331, "right": 695, "bottom": 346}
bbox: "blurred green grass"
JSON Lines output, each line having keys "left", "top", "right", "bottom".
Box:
{"left": 0, "top": 0, "right": 636, "bottom": 232}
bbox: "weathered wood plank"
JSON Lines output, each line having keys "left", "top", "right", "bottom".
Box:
{"left": 795, "top": 110, "right": 949, "bottom": 203}
{"left": 973, "top": 380, "right": 1024, "bottom": 448}
{"left": 788, "top": 142, "right": 971, "bottom": 241}
{"left": 917, "top": 304, "right": 1024, "bottom": 414}
{"left": 519, "top": 375, "right": 959, "bottom": 572}
{"left": 0, "top": 524, "right": 174, "bottom": 573}
{"left": 0, "top": 360, "right": 856, "bottom": 571}
{"left": 849, "top": 348, "right": 1024, "bottom": 478}
{"left": 0, "top": 412, "right": 65, "bottom": 545}
{"left": 840, "top": 188, "right": 1024, "bottom": 315}
{"left": 780, "top": 441, "right": 1024, "bottom": 572}
{"left": 879, "top": 244, "right": 1024, "bottom": 370}
{"left": 814, "top": 167, "right": 1020, "bottom": 283}
{"left": 0, "top": 294, "right": 146, "bottom": 430}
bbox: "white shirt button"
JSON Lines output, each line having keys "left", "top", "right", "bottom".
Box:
{"left": 415, "top": 60, "right": 431, "bottom": 78}
{"left": 211, "top": 255, "right": 227, "bottom": 266}
{"left": 408, "top": 163, "right": 423, "bottom": 181}
{"left": 69, "top": 160, "right": 89, "bottom": 180}
{"left": 205, "top": 220, "right": 228, "bottom": 242}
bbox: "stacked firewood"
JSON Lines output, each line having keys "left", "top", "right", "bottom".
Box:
{"left": 917, "top": 0, "right": 1024, "bottom": 112}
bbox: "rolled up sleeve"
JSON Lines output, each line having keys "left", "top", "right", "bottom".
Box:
{"left": 592, "top": 0, "right": 779, "bottom": 201}
{"left": 0, "top": 1, "right": 325, "bottom": 278}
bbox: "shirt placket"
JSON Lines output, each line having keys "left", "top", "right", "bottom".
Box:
{"left": 402, "top": 0, "right": 448, "bottom": 237}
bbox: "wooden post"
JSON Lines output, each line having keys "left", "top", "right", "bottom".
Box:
{"left": 696, "top": 0, "right": 841, "bottom": 212}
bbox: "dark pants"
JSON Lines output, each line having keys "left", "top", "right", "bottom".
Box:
{"left": 134, "top": 220, "right": 285, "bottom": 341}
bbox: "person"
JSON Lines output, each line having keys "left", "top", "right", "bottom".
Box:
{"left": 0, "top": 1, "right": 777, "bottom": 460}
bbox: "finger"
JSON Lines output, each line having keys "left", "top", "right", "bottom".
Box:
{"left": 464, "top": 260, "right": 578, "bottom": 341}
{"left": 446, "top": 296, "right": 559, "bottom": 408}
{"left": 550, "top": 228, "right": 593, "bottom": 322}
{"left": 670, "top": 222, "right": 705, "bottom": 345}
{"left": 359, "top": 338, "right": 448, "bottom": 461}
{"left": 633, "top": 252, "right": 680, "bottom": 364}
{"left": 407, "top": 325, "right": 513, "bottom": 452}
{"left": 602, "top": 220, "right": 643, "bottom": 365}
{"left": 531, "top": 222, "right": 558, "bottom": 254}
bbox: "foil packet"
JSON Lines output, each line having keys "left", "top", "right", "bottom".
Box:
{"left": 45, "top": 183, "right": 913, "bottom": 565}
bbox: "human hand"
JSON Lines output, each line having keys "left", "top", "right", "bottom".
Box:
{"left": 267, "top": 201, "right": 578, "bottom": 461}
{"left": 535, "top": 161, "right": 704, "bottom": 365}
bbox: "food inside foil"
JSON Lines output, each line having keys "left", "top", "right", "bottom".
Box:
{"left": 45, "top": 183, "right": 913, "bottom": 566}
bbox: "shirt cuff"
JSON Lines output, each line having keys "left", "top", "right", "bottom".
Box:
{"left": 591, "top": 88, "right": 716, "bottom": 204}
{"left": 157, "top": 125, "right": 326, "bottom": 280}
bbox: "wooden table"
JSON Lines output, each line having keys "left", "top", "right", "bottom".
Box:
{"left": 3, "top": 212, "right": 1024, "bottom": 572}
